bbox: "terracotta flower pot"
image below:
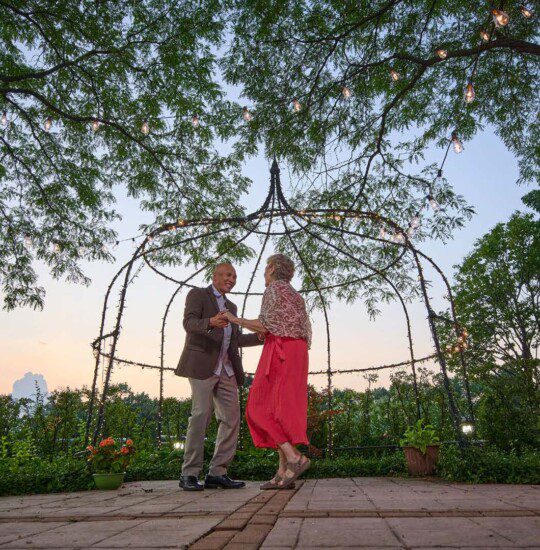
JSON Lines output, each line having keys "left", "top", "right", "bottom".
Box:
{"left": 403, "top": 445, "right": 439, "bottom": 476}
{"left": 93, "top": 472, "right": 125, "bottom": 490}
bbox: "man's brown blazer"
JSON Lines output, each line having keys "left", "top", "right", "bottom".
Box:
{"left": 175, "top": 286, "right": 262, "bottom": 386}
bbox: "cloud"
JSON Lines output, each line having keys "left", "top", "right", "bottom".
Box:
{"left": 12, "top": 372, "right": 48, "bottom": 401}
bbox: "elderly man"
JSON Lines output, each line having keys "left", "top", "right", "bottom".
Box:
{"left": 175, "top": 262, "right": 263, "bottom": 491}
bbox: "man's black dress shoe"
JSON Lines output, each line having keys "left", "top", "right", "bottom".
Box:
{"left": 204, "top": 474, "right": 246, "bottom": 489}
{"left": 179, "top": 475, "right": 204, "bottom": 491}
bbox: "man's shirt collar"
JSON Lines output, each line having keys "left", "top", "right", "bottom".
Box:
{"left": 212, "top": 285, "right": 224, "bottom": 298}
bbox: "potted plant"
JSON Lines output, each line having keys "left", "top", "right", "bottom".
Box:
{"left": 400, "top": 420, "right": 440, "bottom": 476}
{"left": 86, "top": 437, "right": 135, "bottom": 490}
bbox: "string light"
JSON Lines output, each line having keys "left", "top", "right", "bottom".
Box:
{"left": 52, "top": 242, "right": 61, "bottom": 253}
{"left": 520, "top": 5, "right": 533, "bottom": 18}
{"left": 492, "top": 9, "right": 509, "bottom": 27}
{"left": 78, "top": 246, "right": 86, "bottom": 257}
{"left": 464, "top": 81, "right": 475, "bottom": 104}
{"left": 1, "top": 111, "right": 7, "bottom": 126}
{"left": 460, "top": 421, "right": 474, "bottom": 435}
{"left": 428, "top": 196, "right": 440, "bottom": 211}
{"left": 342, "top": 86, "right": 351, "bottom": 99}
{"left": 445, "top": 326, "right": 469, "bottom": 356}
{"left": 141, "top": 120, "right": 150, "bottom": 135}
{"left": 451, "top": 131, "right": 464, "bottom": 153}
{"left": 92, "top": 119, "right": 100, "bottom": 132}
{"left": 406, "top": 227, "right": 415, "bottom": 238}
{"left": 480, "top": 30, "right": 490, "bottom": 42}
{"left": 242, "top": 107, "right": 252, "bottom": 121}
{"left": 191, "top": 114, "right": 200, "bottom": 128}
{"left": 436, "top": 49, "right": 448, "bottom": 59}
{"left": 389, "top": 69, "right": 400, "bottom": 82}
{"left": 23, "top": 235, "right": 33, "bottom": 249}
{"left": 410, "top": 216, "right": 420, "bottom": 229}
{"left": 393, "top": 231, "right": 405, "bottom": 244}
{"left": 293, "top": 99, "right": 302, "bottom": 112}
{"left": 44, "top": 117, "right": 52, "bottom": 132}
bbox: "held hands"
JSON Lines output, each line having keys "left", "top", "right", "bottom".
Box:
{"left": 209, "top": 311, "right": 230, "bottom": 329}
{"left": 223, "top": 310, "right": 239, "bottom": 324}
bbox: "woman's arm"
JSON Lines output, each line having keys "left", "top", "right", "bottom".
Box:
{"left": 224, "top": 311, "right": 267, "bottom": 333}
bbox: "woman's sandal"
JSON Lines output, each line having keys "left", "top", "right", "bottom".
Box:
{"left": 277, "top": 456, "right": 311, "bottom": 489}
{"left": 260, "top": 474, "right": 295, "bottom": 490}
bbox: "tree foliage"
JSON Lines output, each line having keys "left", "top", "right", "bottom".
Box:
{"left": 1, "top": 0, "right": 538, "bottom": 309}
{"left": 441, "top": 211, "right": 539, "bottom": 449}
{"left": 453, "top": 212, "right": 539, "bottom": 369}
{"left": 0, "top": 0, "right": 250, "bottom": 309}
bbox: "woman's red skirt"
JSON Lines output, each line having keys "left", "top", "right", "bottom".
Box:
{"left": 246, "top": 334, "right": 309, "bottom": 449}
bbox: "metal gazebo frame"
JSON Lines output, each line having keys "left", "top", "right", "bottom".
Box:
{"left": 86, "top": 160, "right": 475, "bottom": 451}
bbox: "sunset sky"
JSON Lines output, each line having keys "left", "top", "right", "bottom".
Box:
{"left": 1, "top": 124, "right": 534, "bottom": 400}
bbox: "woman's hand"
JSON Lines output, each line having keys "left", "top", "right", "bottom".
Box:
{"left": 223, "top": 310, "right": 240, "bottom": 324}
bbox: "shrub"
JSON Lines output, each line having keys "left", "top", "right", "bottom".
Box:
{"left": 438, "top": 445, "right": 540, "bottom": 484}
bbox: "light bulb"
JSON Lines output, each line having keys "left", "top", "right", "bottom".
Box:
{"left": 53, "top": 242, "right": 61, "bottom": 253}
{"left": 461, "top": 422, "right": 474, "bottom": 435}
{"left": 390, "top": 69, "right": 400, "bottom": 81}
{"left": 492, "top": 9, "right": 509, "bottom": 27}
{"left": 293, "top": 99, "right": 301, "bottom": 112}
{"left": 24, "top": 235, "right": 33, "bottom": 249}
{"left": 480, "top": 30, "right": 490, "bottom": 42}
{"left": 379, "top": 227, "right": 387, "bottom": 239}
{"left": 191, "top": 114, "right": 199, "bottom": 128}
{"left": 464, "top": 82, "right": 475, "bottom": 103}
{"left": 406, "top": 227, "right": 415, "bottom": 238}
{"left": 141, "top": 120, "right": 150, "bottom": 135}
{"left": 78, "top": 246, "right": 86, "bottom": 257}
{"left": 451, "top": 131, "right": 464, "bottom": 153}
{"left": 342, "top": 86, "right": 351, "bottom": 99}
{"left": 520, "top": 5, "right": 532, "bottom": 18}
{"left": 428, "top": 196, "right": 440, "bottom": 211}
{"left": 1, "top": 111, "right": 7, "bottom": 126}
{"left": 44, "top": 117, "right": 52, "bottom": 132}
{"left": 435, "top": 49, "right": 448, "bottom": 59}
{"left": 242, "top": 106, "right": 252, "bottom": 121}
{"left": 411, "top": 216, "right": 420, "bottom": 229}
{"left": 91, "top": 119, "right": 100, "bottom": 132}
{"left": 101, "top": 244, "right": 108, "bottom": 253}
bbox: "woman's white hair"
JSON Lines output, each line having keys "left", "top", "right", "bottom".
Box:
{"left": 267, "top": 254, "right": 295, "bottom": 282}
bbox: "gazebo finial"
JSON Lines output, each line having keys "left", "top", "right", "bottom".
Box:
{"left": 270, "top": 156, "right": 279, "bottom": 174}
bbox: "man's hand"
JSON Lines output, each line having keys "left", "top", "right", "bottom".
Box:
{"left": 209, "top": 311, "right": 229, "bottom": 329}
{"left": 256, "top": 332, "right": 266, "bottom": 341}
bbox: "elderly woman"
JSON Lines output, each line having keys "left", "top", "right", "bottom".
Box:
{"left": 224, "top": 254, "right": 312, "bottom": 489}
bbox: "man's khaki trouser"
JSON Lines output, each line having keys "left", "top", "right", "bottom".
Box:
{"left": 182, "top": 370, "right": 240, "bottom": 477}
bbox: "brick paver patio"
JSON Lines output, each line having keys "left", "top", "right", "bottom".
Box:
{"left": 0, "top": 478, "right": 538, "bottom": 549}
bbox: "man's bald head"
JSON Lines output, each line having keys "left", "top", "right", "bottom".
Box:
{"left": 212, "top": 263, "right": 237, "bottom": 295}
